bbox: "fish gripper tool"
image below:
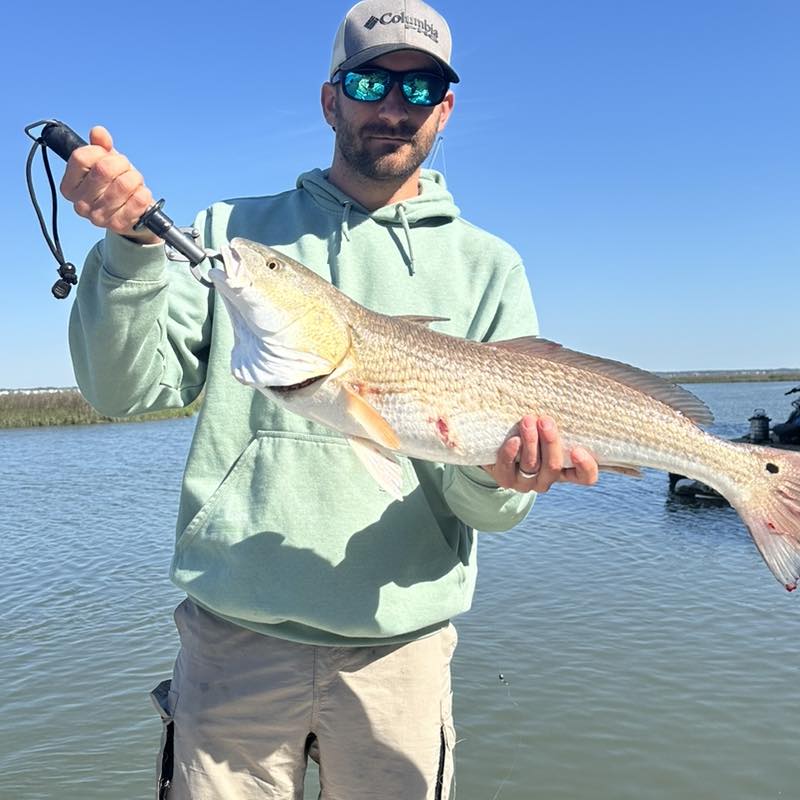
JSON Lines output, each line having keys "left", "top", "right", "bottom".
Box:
{"left": 25, "top": 119, "right": 218, "bottom": 298}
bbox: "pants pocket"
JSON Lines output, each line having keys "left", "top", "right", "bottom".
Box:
{"left": 150, "top": 679, "right": 178, "bottom": 800}
{"left": 436, "top": 692, "right": 456, "bottom": 800}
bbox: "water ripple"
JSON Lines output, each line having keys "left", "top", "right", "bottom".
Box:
{"left": 2, "top": 386, "right": 800, "bottom": 799}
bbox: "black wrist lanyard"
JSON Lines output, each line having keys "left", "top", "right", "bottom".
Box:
{"left": 25, "top": 121, "right": 79, "bottom": 299}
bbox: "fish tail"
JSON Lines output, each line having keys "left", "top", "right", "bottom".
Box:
{"left": 730, "top": 447, "right": 800, "bottom": 591}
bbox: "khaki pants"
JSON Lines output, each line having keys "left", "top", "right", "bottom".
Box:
{"left": 151, "top": 599, "right": 457, "bottom": 800}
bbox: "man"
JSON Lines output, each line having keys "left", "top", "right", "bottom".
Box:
{"left": 62, "top": 1, "right": 598, "bottom": 797}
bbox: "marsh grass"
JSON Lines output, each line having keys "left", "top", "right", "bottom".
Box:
{"left": 0, "top": 389, "right": 200, "bottom": 429}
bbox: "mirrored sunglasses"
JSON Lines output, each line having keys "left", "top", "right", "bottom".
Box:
{"left": 338, "top": 68, "right": 449, "bottom": 107}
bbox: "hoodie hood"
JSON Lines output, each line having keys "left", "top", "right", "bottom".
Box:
{"left": 296, "top": 168, "right": 461, "bottom": 276}
{"left": 297, "top": 168, "right": 460, "bottom": 223}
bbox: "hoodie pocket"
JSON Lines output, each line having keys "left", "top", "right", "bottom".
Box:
{"left": 171, "top": 432, "right": 469, "bottom": 638}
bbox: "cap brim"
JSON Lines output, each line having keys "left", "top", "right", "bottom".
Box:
{"left": 334, "top": 44, "right": 460, "bottom": 84}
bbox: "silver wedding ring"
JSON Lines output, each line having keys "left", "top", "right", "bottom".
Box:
{"left": 518, "top": 467, "right": 537, "bottom": 480}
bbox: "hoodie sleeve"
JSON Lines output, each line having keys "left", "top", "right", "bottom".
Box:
{"left": 434, "top": 262, "right": 540, "bottom": 532}
{"left": 68, "top": 214, "right": 213, "bottom": 418}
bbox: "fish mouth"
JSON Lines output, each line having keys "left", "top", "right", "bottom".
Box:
{"left": 267, "top": 373, "right": 328, "bottom": 393}
{"left": 208, "top": 241, "right": 247, "bottom": 291}
{"left": 222, "top": 241, "right": 242, "bottom": 280}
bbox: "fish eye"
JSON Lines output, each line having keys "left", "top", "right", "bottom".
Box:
{"left": 267, "top": 260, "right": 279, "bottom": 271}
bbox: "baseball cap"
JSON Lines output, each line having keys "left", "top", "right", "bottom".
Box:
{"left": 330, "top": 0, "right": 460, "bottom": 84}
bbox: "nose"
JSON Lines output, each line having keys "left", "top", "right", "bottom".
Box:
{"left": 376, "top": 82, "right": 409, "bottom": 126}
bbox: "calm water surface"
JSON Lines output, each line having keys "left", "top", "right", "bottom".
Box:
{"left": 1, "top": 382, "right": 798, "bottom": 799}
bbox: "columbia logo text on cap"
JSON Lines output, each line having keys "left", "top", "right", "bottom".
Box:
{"left": 363, "top": 11, "right": 439, "bottom": 42}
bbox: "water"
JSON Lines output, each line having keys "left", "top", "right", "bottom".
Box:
{"left": 1, "top": 383, "right": 798, "bottom": 800}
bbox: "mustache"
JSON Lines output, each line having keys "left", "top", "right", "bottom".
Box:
{"left": 360, "top": 123, "right": 419, "bottom": 140}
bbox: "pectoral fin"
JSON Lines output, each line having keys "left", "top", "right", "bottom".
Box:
{"left": 343, "top": 386, "right": 401, "bottom": 450}
{"left": 348, "top": 437, "right": 405, "bottom": 501}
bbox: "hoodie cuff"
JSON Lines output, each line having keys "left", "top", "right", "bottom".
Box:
{"left": 444, "top": 465, "right": 536, "bottom": 532}
{"left": 454, "top": 465, "right": 503, "bottom": 490}
{"left": 101, "top": 231, "right": 168, "bottom": 282}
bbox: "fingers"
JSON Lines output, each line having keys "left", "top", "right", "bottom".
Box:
{"left": 515, "top": 416, "right": 566, "bottom": 493}
{"left": 71, "top": 153, "right": 132, "bottom": 204}
{"left": 517, "top": 416, "right": 539, "bottom": 476}
{"left": 74, "top": 166, "right": 143, "bottom": 225}
{"left": 89, "top": 125, "right": 114, "bottom": 151}
{"left": 529, "top": 417, "right": 563, "bottom": 491}
{"left": 483, "top": 416, "right": 600, "bottom": 493}
{"left": 563, "top": 446, "right": 599, "bottom": 486}
{"left": 105, "top": 185, "right": 156, "bottom": 235}
{"left": 486, "top": 434, "right": 522, "bottom": 487}
{"left": 60, "top": 143, "right": 114, "bottom": 199}
{"left": 59, "top": 126, "right": 159, "bottom": 242}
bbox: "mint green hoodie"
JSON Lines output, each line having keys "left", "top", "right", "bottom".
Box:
{"left": 69, "top": 169, "right": 539, "bottom": 645}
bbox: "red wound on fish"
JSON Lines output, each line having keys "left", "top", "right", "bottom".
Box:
{"left": 353, "top": 382, "right": 382, "bottom": 397}
{"left": 785, "top": 583, "right": 796, "bottom": 592}
{"left": 767, "top": 521, "right": 777, "bottom": 531}
{"left": 435, "top": 417, "right": 457, "bottom": 449}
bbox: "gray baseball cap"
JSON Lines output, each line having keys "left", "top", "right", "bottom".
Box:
{"left": 330, "top": 0, "right": 460, "bottom": 84}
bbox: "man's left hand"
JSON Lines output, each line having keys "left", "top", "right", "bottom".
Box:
{"left": 482, "top": 415, "right": 599, "bottom": 492}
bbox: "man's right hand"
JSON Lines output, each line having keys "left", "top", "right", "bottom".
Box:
{"left": 60, "top": 126, "right": 161, "bottom": 244}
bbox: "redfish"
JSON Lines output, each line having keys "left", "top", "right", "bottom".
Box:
{"left": 208, "top": 238, "right": 800, "bottom": 591}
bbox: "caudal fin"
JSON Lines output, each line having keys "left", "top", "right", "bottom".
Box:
{"left": 732, "top": 448, "right": 800, "bottom": 591}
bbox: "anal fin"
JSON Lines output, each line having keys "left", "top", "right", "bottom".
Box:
{"left": 348, "top": 437, "right": 405, "bottom": 501}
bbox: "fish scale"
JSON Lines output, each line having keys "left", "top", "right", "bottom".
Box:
{"left": 209, "top": 237, "right": 800, "bottom": 592}
{"left": 348, "top": 315, "right": 699, "bottom": 467}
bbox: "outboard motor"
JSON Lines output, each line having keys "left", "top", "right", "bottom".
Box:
{"left": 748, "top": 409, "right": 771, "bottom": 443}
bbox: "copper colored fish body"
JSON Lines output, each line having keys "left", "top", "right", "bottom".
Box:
{"left": 209, "top": 238, "right": 800, "bottom": 591}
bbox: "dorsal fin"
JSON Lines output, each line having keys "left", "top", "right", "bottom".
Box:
{"left": 491, "top": 337, "right": 714, "bottom": 426}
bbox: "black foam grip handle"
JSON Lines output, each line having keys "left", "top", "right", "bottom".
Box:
{"left": 40, "top": 121, "right": 88, "bottom": 162}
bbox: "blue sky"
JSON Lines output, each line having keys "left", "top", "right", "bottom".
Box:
{"left": 2, "top": 0, "right": 797, "bottom": 388}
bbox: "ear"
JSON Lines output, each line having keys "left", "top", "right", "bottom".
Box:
{"left": 436, "top": 90, "right": 455, "bottom": 133}
{"left": 321, "top": 82, "right": 338, "bottom": 129}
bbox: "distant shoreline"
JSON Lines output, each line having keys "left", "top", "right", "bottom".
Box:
{"left": 1, "top": 371, "right": 798, "bottom": 429}
{"left": 656, "top": 370, "right": 800, "bottom": 384}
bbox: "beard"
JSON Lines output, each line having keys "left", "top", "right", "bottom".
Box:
{"left": 334, "top": 112, "right": 440, "bottom": 181}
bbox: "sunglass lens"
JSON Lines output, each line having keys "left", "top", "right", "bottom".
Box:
{"left": 343, "top": 70, "right": 389, "bottom": 102}
{"left": 402, "top": 73, "right": 447, "bottom": 106}
{"left": 341, "top": 69, "right": 448, "bottom": 106}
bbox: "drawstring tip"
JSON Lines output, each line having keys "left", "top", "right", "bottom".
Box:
{"left": 51, "top": 262, "right": 77, "bottom": 299}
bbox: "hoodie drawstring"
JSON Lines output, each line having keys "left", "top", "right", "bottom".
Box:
{"left": 332, "top": 201, "right": 352, "bottom": 277}
{"left": 340, "top": 201, "right": 352, "bottom": 243}
{"left": 334, "top": 198, "right": 417, "bottom": 278}
{"left": 396, "top": 203, "right": 416, "bottom": 276}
